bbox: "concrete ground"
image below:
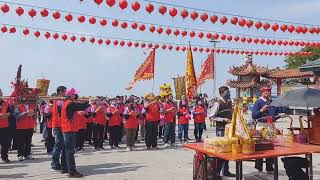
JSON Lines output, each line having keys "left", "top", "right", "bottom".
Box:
{"left": 0, "top": 115, "right": 319, "bottom": 180}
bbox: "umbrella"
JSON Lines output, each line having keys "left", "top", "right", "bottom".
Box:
{"left": 270, "top": 87, "right": 320, "bottom": 108}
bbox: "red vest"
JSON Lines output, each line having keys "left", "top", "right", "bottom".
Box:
{"left": 108, "top": 106, "right": 122, "bottom": 127}
{"left": 163, "top": 102, "right": 175, "bottom": 123}
{"left": 194, "top": 105, "right": 206, "bottom": 123}
{"left": 77, "top": 112, "right": 87, "bottom": 130}
{"left": 146, "top": 103, "right": 160, "bottom": 122}
{"left": 52, "top": 100, "right": 62, "bottom": 128}
{"left": 16, "top": 104, "right": 36, "bottom": 129}
{"left": 125, "top": 109, "right": 139, "bottom": 129}
{"left": 61, "top": 100, "right": 78, "bottom": 133}
{"left": 178, "top": 107, "right": 190, "bottom": 125}
{"left": 46, "top": 105, "right": 53, "bottom": 128}
{"left": 94, "top": 107, "right": 107, "bottom": 126}
{"left": 0, "top": 100, "right": 9, "bottom": 128}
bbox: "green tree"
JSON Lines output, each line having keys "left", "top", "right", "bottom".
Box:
{"left": 284, "top": 46, "right": 320, "bottom": 69}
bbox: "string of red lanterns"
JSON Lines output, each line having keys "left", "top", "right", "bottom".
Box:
{"left": 86, "top": 0, "right": 320, "bottom": 35}
{"left": 1, "top": 3, "right": 319, "bottom": 48}
{"left": 0, "top": 23, "right": 312, "bottom": 57}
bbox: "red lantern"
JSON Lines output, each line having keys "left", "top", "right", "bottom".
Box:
{"left": 200, "top": 13, "right": 208, "bottom": 22}
{"left": 106, "top": 39, "right": 111, "bottom": 45}
{"left": 309, "top": 27, "right": 316, "bottom": 34}
{"left": 283, "top": 40, "right": 288, "bottom": 46}
{"left": 141, "top": 42, "right": 146, "bottom": 48}
{"left": 207, "top": 32, "right": 213, "bottom": 39}
{"left": 88, "top": 37, "right": 94, "bottom": 43}
{"left": 52, "top": 11, "right": 61, "bottom": 20}
{"left": 272, "top": 23, "right": 279, "bottom": 32}
{"left": 294, "top": 41, "right": 300, "bottom": 46}
{"left": 238, "top": 18, "right": 246, "bottom": 27}
{"left": 106, "top": 0, "right": 116, "bottom": 7}
{"left": 266, "top": 39, "right": 271, "bottom": 45}
{"left": 220, "top": 34, "right": 226, "bottom": 40}
{"left": 263, "top": 22, "right": 270, "bottom": 30}
{"left": 100, "top": 19, "right": 107, "bottom": 26}
{"left": 89, "top": 17, "right": 97, "bottom": 24}
{"left": 132, "top": 42, "right": 138, "bottom": 47}
{"left": 289, "top": 40, "right": 294, "bottom": 46}
{"left": 162, "top": 44, "right": 167, "bottom": 49}
{"left": 168, "top": 45, "right": 173, "bottom": 50}
{"left": 34, "top": 30, "right": 40, "bottom": 38}
{"left": 127, "top": 41, "right": 132, "bottom": 47}
{"left": 131, "top": 1, "right": 140, "bottom": 12}
{"left": 277, "top": 40, "right": 283, "bottom": 46}
{"left": 165, "top": 28, "right": 171, "bottom": 35}
{"left": 120, "top": 21, "right": 127, "bottom": 28}
{"left": 220, "top": 16, "right": 228, "bottom": 24}
{"left": 189, "top": 31, "right": 195, "bottom": 38}
{"left": 119, "top": 0, "right": 128, "bottom": 10}
{"left": 80, "top": 36, "right": 86, "bottom": 42}
{"left": 94, "top": 0, "right": 103, "bottom": 6}
{"left": 181, "top": 30, "right": 187, "bottom": 37}
{"left": 221, "top": 49, "right": 226, "bottom": 54}
{"left": 23, "top": 28, "right": 29, "bottom": 36}
{"left": 28, "top": 9, "right": 37, "bottom": 18}
{"left": 246, "top": 19, "right": 253, "bottom": 28}
{"left": 145, "top": 3, "right": 154, "bottom": 14}
{"left": 169, "top": 8, "right": 177, "bottom": 18}
{"left": 271, "top": 40, "right": 276, "bottom": 45}
{"left": 205, "top": 48, "right": 210, "bottom": 53}
{"left": 230, "top": 17, "right": 238, "bottom": 25}
{"left": 247, "top": 37, "right": 252, "bottom": 43}
{"left": 148, "top": 43, "right": 153, "bottom": 48}
{"left": 216, "top": 49, "right": 220, "bottom": 54}
{"left": 139, "top": 24, "right": 146, "bottom": 31}
{"left": 227, "top": 35, "right": 233, "bottom": 41}
{"left": 1, "top": 4, "right": 9, "bottom": 14}
{"left": 254, "top": 38, "right": 259, "bottom": 44}
{"left": 260, "top": 38, "right": 265, "bottom": 44}
{"left": 259, "top": 51, "right": 264, "bottom": 56}
{"left": 288, "top": 25, "right": 295, "bottom": 33}
{"left": 62, "top": 34, "right": 68, "bottom": 41}
{"left": 199, "top": 48, "right": 204, "bottom": 53}
{"left": 40, "top": 9, "right": 49, "bottom": 17}
{"left": 302, "top": 26, "right": 308, "bottom": 34}
{"left": 175, "top": 46, "right": 180, "bottom": 51}
{"left": 210, "top": 15, "right": 218, "bottom": 24}
{"left": 9, "top": 27, "right": 16, "bottom": 33}
{"left": 198, "top": 32, "right": 204, "bottom": 39}
{"left": 280, "top": 24, "right": 287, "bottom": 32}
{"left": 305, "top": 42, "right": 310, "bottom": 46}
{"left": 255, "top": 21, "right": 262, "bottom": 29}
{"left": 279, "top": 52, "right": 283, "bottom": 56}
{"left": 190, "top": 11, "right": 198, "bottom": 21}
{"left": 71, "top": 35, "right": 76, "bottom": 42}
{"left": 157, "top": 27, "right": 163, "bottom": 34}
{"left": 193, "top": 47, "right": 198, "bottom": 52}
{"left": 234, "top": 36, "right": 239, "bottom": 42}
{"left": 295, "top": 26, "right": 302, "bottom": 33}
{"left": 255, "top": 51, "right": 259, "bottom": 55}
{"left": 268, "top": 51, "right": 273, "bottom": 56}
{"left": 53, "top": 33, "right": 59, "bottom": 40}
{"left": 174, "top": 29, "right": 180, "bottom": 36}
{"left": 274, "top": 52, "right": 278, "bottom": 56}
{"left": 120, "top": 40, "right": 125, "bottom": 46}
{"left": 235, "top": 50, "right": 240, "bottom": 54}
{"left": 131, "top": 22, "right": 138, "bottom": 29}
{"left": 65, "top": 14, "right": 73, "bottom": 22}
{"left": 300, "top": 41, "right": 305, "bottom": 46}
{"left": 241, "top": 37, "right": 246, "bottom": 43}
{"left": 113, "top": 40, "right": 119, "bottom": 46}
{"left": 180, "top": 9, "right": 189, "bottom": 19}
{"left": 78, "top": 16, "right": 86, "bottom": 23}
{"left": 154, "top": 43, "right": 159, "bottom": 49}
{"left": 45, "top": 32, "right": 51, "bottom": 39}
{"left": 226, "top": 49, "right": 230, "bottom": 54}
{"left": 16, "top": 7, "right": 24, "bottom": 16}
{"left": 149, "top": 25, "right": 155, "bottom": 33}
{"left": 158, "top": 5, "right": 167, "bottom": 15}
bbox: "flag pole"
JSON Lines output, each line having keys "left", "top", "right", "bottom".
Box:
{"left": 209, "top": 40, "right": 219, "bottom": 98}
{"left": 152, "top": 48, "right": 155, "bottom": 93}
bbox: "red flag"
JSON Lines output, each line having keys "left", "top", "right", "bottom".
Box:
{"left": 126, "top": 49, "right": 155, "bottom": 90}
{"left": 197, "top": 53, "right": 214, "bottom": 87}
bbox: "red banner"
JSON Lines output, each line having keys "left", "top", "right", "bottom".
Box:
{"left": 197, "top": 53, "right": 214, "bottom": 87}
{"left": 126, "top": 49, "right": 155, "bottom": 90}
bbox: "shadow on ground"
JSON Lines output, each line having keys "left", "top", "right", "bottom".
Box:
{"left": 78, "top": 162, "right": 145, "bottom": 176}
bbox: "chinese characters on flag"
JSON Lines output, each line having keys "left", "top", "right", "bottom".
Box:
{"left": 185, "top": 46, "right": 197, "bottom": 99}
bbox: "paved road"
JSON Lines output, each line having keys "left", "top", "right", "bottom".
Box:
{"left": 0, "top": 116, "right": 319, "bottom": 180}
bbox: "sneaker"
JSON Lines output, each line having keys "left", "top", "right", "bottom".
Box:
{"left": 18, "top": 156, "right": 24, "bottom": 161}
{"left": 61, "top": 169, "right": 68, "bottom": 174}
{"left": 126, "top": 147, "right": 131, "bottom": 152}
{"left": 2, "top": 158, "right": 10, "bottom": 163}
{"left": 164, "top": 143, "right": 170, "bottom": 148}
{"left": 25, "top": 155, "right": 34, "bottom": 160}
{"left": 51, "top": 167, "right": 62, "bottom": 172}
{"left": 68, "top": 171, "right": 83, "bottom": 178}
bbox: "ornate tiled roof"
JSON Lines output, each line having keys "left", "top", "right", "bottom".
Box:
{"left": 264, "top": 68, "right": 314, "bottom": 79}
{"left": 227, "top": 79, "right": 272, "bottom": 88}
{"left": 228, "top": 63, "right": 271, "bottom": 76}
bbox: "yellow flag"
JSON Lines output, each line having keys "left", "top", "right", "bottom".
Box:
{"left": 185, "top": 46, "right": 197, "bottom": 99}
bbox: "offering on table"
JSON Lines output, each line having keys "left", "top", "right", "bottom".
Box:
{"left": 204, "top": 137, "right": 232, "bottom": 153}
{"left": 242, "top": 139, "right": 255, "bottom": 154}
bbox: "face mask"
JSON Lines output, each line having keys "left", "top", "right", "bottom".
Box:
{"left": 224, "top": 92, "right": 231, "bottom": 99}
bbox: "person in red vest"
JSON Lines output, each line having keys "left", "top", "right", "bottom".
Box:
{"left": 76, "top": 109, "right": 87, "bottom": 151}
{"left": 162, "top": 95, "right": 177, "bottom": 148}
{"left": 144, "top": 93, "right": 162, "bottom": 150}
{"left": 0, "top": 89, "right": 12, "bottom": 163}
{"left": 61, "top": 88, "right": 89, "bottom": 178}
{"left": 51, "top": 86, "right": 67, "bottom": 172}
{"left": 123, "top": 99, "right": 139, "bottom": 151}
{"left": 177, "top": 97, "right": 191, "bottom": 143}
{"left": 106, "top": 98, "right": 122, "bottom": 149}
{"left": 92, "top": 99, "right": 107, "bottom": 150}
{"left": 192, "top": 98, "right": 207, "bottom": 142}
{"left": 15, "top": 102, "right": 36, "bottom": 161}
{"left": 44, "top": 99, "right": 55, "bottom": 154}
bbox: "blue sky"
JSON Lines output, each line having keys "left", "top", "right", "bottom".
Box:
{"left": 0, "top": 0, "right": 319, "bottom": 98}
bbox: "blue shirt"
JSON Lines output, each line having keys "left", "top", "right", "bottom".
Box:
{"left": 251, "top": 97, "right": 277, "bottom": 122}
